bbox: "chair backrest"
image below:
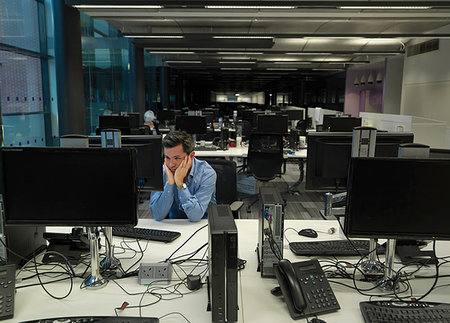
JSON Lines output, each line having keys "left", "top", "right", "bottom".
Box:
{"left": 247, "top": 133, "right": 284, "bottom": 181}
{"left": 204, "top": 158, "right": 238, "bottom": 205}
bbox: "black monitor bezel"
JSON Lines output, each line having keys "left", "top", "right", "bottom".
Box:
{"left": 175, "top": 115, "right": 208, "bottom": 134}
{"left": 88, "top": 135, "right": 163, "bottom": 191}
{"left": 305, "top": 131, "right": 414, "bottom": 192}
{"left": 0, "top": 147, "right": 138, "bottom": 226}
{"left": 344, "top": 157, "right": 450, "bottom": 240}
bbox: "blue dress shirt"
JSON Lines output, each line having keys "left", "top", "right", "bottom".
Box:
{"left": 150, "top": 158, "right": 216, "bottom": 222}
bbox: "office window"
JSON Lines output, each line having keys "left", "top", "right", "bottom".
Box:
{"left": 0, "top": 0, "right": 40, "bottom": 52}
{"left": 0, "top": 0, "right": 49, "bottom": 147}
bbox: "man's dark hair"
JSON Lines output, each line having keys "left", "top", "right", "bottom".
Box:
{"left": 163, "top": 130, "right": 195, "bottom": 154}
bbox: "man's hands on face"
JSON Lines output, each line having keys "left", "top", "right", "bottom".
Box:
{"left": 164, "top": 162, "right": 175, "bottom": 185}
{"left": 175, "top": 155, "right": 193, "bottom": 186}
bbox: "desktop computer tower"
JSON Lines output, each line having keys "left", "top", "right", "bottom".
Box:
{"left": 257, "top": 187, "right": 284, "bottom": 277}
{"left": 208, "top": 204, "right": 238, "bottom": 323}
{"left": 0, "top": 198, "right": 46, "bottom": 266}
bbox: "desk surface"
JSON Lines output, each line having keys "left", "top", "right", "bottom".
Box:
{"left": 9, "top": 219, "right": 450, "bottom": 323}
{"left": 194, "top": 146, "right": 307, "bottom": 159}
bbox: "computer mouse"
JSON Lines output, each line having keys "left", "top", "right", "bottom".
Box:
{"left": 298, "top": 228, "right": 318, "bottom": 238}
{"left": 309, "top": 318, "right": 327, "bottom": 323}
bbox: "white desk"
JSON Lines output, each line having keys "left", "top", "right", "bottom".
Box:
{"left": 9, "top": 219, "right": 450, "bottom": 322}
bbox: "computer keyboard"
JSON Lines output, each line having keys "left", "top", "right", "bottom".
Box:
{"left": 360, "top": 301, "right": 450, "bottom": 323}
{"left": 112, "top": 227, "right": 181, "bottom": 243}
{"left": 195, "top": 146, "right": 219, "bottom": 151}
{"left": 289, "top": 240, "right": 385, "bottom": 256}
{"left": 22, "top": 316, "right": 159, "bottom": 323}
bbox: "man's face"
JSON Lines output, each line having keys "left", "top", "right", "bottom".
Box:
{"left": 164, "top": 144, "right": 193, "bottom": 174}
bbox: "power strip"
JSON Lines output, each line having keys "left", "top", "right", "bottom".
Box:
{"left": 138, "top": 262, "right": 171, "bottom": 285}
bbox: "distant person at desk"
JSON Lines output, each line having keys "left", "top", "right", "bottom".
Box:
{"left": 150, "top": 130, "right": 217, "bottom": 222}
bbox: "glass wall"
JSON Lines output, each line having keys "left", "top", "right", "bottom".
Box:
{"left": 80, "top": 13, "right": 135, "bottom": 134}
{"left": 0, "top": 0, "right": 51, "bottom": 147}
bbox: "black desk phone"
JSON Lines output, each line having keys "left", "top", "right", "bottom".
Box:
{"left": 273, "top": 259, "right": 340, "bottom": 320}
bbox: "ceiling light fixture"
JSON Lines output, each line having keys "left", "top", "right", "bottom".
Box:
{"left": 219, "top": 61, "right": 256, "bottom": 64}
{"left": 73, "top": 5, "right": 163, "bottom": 9}
{"left": 220, "top": 68, "right": 252, "bottom": 70}
{"left": 124, "top": 35, "right": 184, "bottom": 39}
{"left": 217, "top": 52, "right": 264, "bottom": 55}
{"left": 213, "top": 36, "right": 273, "bottom": 39}
{"left": 164, "top": 60, "right": 201, "bottom": 63}
{"left": 286, "top": 52, "right": 332, "bottom": 55}
{"left": 339, "top": 6, "right": 431, "bottom": 10}
{"left": 148, "top": 51, "right": 195, "bottom": 54}
{"left": 206, "top": 5, "right": 295, "bottom": 9}
{"left": 273, "top": 61, "right": 312, "bottom": 64}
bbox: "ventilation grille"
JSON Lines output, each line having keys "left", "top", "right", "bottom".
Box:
{"left": 407, "top": 39, "right": 439, "bottom": 57}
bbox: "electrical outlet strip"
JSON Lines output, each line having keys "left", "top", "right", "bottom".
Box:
{"left": 138, "top": 262, "right": 171, "bottom": 285}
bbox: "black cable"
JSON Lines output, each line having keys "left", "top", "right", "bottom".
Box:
{"left": 165, "top": 224, "right": 208, "bottom": 262}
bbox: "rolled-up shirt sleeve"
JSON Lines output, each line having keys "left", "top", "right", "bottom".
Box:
{"left": 149, "top": 170, "right": 176, "bottom": 220}
{"left": 178, "top": 167, "right": 216, "bottom": 222}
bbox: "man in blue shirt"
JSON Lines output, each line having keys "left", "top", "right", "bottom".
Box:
{"left": 150, "top": 130, "right": 216, "bottom": 222}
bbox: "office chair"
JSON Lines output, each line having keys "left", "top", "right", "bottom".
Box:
{"left": 202, "top": 158, "right": 243, "bottom": 219}
{"left": 245, "top": 133, "right": 284, "bottom": 212}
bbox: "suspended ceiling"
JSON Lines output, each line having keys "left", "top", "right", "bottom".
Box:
{"left": 66, "top": 1, "right": 450, "bottom": 92}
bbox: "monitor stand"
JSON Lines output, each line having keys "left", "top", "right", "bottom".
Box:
{"left": 377, "top": 239, "right": 399, "bottom": 291}
{"left": 82, "top": 227, "right": 107, "bottom": 289}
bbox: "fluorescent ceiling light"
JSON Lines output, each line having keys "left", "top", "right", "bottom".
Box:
{"left": 206, "top": 5, "right": 295, "bottom": 9}
{"left": 219, "top": 61, "right": 256, "bottom": 64}
{"left": 124, "top": 35, "right": 184, "bottom": 39}
{"left": 73, "top": 5, "right": 163, "bottom": 9}
{"left": 213, "top": 36, "right": 273, "bottom": 39}
{"left": 267, "top": 68, "right": 298, "bottom": 71}
{"left": 286, "top": 52, "right": 332, "bottom": 55}
{"left": 148, "top": 51, "right": 195, "bottom": 54}
{"left": 165, "top": 61, "right": 201, "bottom": 63}
{"left": 339, "top": 6, "right": 431, "bottom": 10}
{"left": 273, "top": 61, "right": 312, "bottom": 64}
{"left": 217, "top": 52, "right": 264, "bottom": 55}
{"left": 220, "top": 68, "right": 252, "bottom": 70}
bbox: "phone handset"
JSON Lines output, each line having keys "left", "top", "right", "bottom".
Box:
{"left": 277, "top": 259, "right": 307, "bottom": 311}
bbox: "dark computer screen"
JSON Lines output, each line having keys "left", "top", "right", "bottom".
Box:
{"left": 345, "top": 157, "right": 450, "bottom": 240}
{"left": 88, "top": 135, "right": 163, "bottom": 191}
{"left": 281, "top": 108, "right": 304, "bottom": 121}
{"left": 175, "top": 115, "right": 207, "bottom": 134}
{"left": 429, "top": 148, "right": 450, "bottom": 158}
{"left": 321, "top": 114, "right": 337, "bottom": 130}
{"left": 0, "top": 147, "right": 138, "bottom": 226}
{"left": 328, "top": 117, "right": 362, "bottom": 132}
{"left": 157, "top": 110, "right": 176, "bottom": 123}
{"left": 305, "top": 132, "right": 414, "bottom": 192}
{"left": 99, "top": 115, "right": 132, "bottom": 129}
{"left": 256, "top": 114, "right": 288, "bottom": 134}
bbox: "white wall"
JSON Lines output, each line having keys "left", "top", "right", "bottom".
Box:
{"left": 383, "top": 55, "right": 404, "bottom": 115}
{"left": 401, "top": 39, "right": 450, "bottom": 125}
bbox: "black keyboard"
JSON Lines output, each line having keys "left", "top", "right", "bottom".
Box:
{"left": 195, "top": 146, "right": 219, "bottom": 151}
{"left": 112, "top": 227, "right": 181, "bottom": 243}
{"left": 289, "top": 240, "right": 385, "bottom": 256}
{"left": 22, "top": 316, "right": 159, "bottom": 323}
{"left": 360, "top": 301, "right": 450, "bottom": 323}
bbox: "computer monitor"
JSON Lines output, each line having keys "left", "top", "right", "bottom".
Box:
{"left": 0, "top": 147, "right": 138, "bottom": 226}
{"left": 321, "top": 114, "right": 337, "bottom": 130}
{"left": 256, "top": 114, "right": 288, "bottom": 134}
{"left": 345, "top": 157, "right": 450, "bottom": 240}
{"left": 88, "top": 135, "right": 164, "bottom": 191}
{"left": 305, "top": 132, "right": 414, "bottom": 192}
{"left": 175, "top": 115, "right": 207, "bottom": 134}
{"left": 281, "top": 108, "right": 304, "bottom": 121}
{"left": 328, "top": 117, "right": 362, "bottom": 132}
{"left": 429, "top": 148, "right": 450, "bottom": 158}
{"left": 99, "top": 115, "right": 132, "bottom": 131}
{"left": 157, "top": 110, "right": 176, "bottom": 123}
